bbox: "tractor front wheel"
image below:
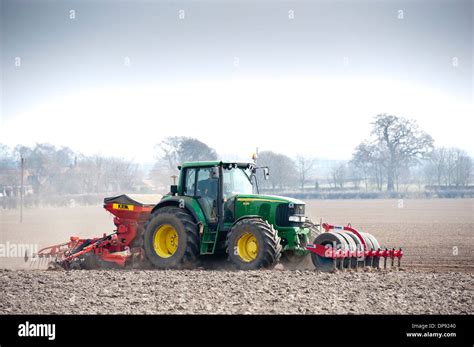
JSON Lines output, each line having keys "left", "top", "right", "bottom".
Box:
{"left": 226, "top": 218, "right": 282, "bottom": 270}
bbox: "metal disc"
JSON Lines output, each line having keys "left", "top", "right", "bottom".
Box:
{"left": 341, "top": 231, "right": 365, "bottom": 268}
{"left": 364, "top": 233, "right": 381, "bottom": 268}
{"left": 333, "top": 231, "right": 357, "bottom": 269}
{"left": 360, "top": 232, "right": 375, "bottom": 267}
{"left": 310, "top": 232, "right": 348, "bottom": 272}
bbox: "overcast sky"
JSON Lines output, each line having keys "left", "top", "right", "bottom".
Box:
{"left": 1, "top": 0, "right": 472, "bottom": 163}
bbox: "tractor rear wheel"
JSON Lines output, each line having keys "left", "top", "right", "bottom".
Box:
{"left": 144, "top": 207, "right": 200, "bottom": 269}
{"left": 226, "top": 218, "right": 282, "bottom": 270}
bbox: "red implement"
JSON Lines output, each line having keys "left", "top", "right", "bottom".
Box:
{"left": 33, "top": 194, "right": 162, "bottom": 269}
{"left": 305, "top": 223, "right": 403, "bottom": 271}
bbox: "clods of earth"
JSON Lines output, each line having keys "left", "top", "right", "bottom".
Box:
{"left": 0, "top": 269, "right": 472, "bottom": 314}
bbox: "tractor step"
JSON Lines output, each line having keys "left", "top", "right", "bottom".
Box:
{"left": 200, "top": 230, "right": 218, "bottom": 254}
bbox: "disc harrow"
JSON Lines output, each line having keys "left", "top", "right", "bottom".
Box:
{"left": 306, "top": 223, "right": 403, "bottom": 272}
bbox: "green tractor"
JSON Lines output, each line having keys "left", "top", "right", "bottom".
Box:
{"left": 143, "top": 161, "right": 318, "bottom": 270}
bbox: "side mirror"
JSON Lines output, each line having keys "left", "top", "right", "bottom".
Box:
{"left": 170, "top": 185, "right": 178, "bottom": 195}
{"left": 263, "top": 167, "right": 270, "bottom": 180}
{"left": 211, "top": 166, "right": 220, "bottom": 179}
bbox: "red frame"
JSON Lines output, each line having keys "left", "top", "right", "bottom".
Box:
{"left": 305, "top": 223, "right": 403, "bottom": 261}
{"left": 36, "top": 202, "right": 155, "bottom": 267}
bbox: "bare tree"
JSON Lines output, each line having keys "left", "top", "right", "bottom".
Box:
{"left": 452, "top": 150, "right": 472, "bottom": 187}
{"left": 296, "top": 156, "right": 315, "bottom": 191}
{"left": 355, "top": 114, "right": 434, "bottom": 191}
{"left": 155, "top": 137, "right": 217, "bottom": 174}
{"left": 347, "top": 163, "right": 362, "bottom": 190}
{"left": 351, "top": 142, "right": 373, "bottom": 191}
{"left": 0, "top": 144, "right": 18, "bottom": 188}
{"left": 257, "top": 151, "right": 297, "bottom": 190}
{"left": 13, "top": 143, "right": 75, "bottom": 195}
{"left": 330, "top": 163, "right": 346, "bottom": 189}
{"left": 426, "top": 147, "right": 472, "bottom": 187}
{"left": 351, "top": 141, "right": 385, "bottom": 191}
{"left": 426, "top": 147, "right": 448, "bottom": 186}
{"left": 0, "top": 144, "right": 16, "bottom": 168}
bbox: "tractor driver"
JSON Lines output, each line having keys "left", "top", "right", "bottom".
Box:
{"left": 197, "top": 168, "right": 219, "bottom": 221}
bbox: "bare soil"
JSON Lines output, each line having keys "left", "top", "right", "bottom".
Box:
{"left": 0, "top": 269, "right": 472, "bottom": 314}
{"left": 0, "top": 199, "right": 473, "bottom": 314}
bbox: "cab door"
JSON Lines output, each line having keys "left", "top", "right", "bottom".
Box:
{"left": 183, "top": 167, "right": 219, "bottom": 224}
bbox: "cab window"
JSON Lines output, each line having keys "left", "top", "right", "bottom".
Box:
{"left": 223, "top": 168, "right": 253, "bottom": 198}
{"left": 183, "top": 169, "right": 196, "bottom": 196}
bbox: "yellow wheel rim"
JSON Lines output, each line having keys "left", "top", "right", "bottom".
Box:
{"left": 237, "top": 232, "right": 259, "bottom": 262}
{"left": 153, "top": 224, "right": 179, "bottom": 258}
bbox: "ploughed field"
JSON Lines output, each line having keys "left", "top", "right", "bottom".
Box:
{"left": 0, "top": 269, "right": 472, "bottom": 314}
{"left": 0, "top": 199, "right": 473, "bottom": 314}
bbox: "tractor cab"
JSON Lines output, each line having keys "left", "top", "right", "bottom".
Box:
{"left": 172, "top": 161, "right": 260, "bottom": 226}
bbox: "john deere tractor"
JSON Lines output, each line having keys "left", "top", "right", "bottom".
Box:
{"left": 143, "top": 161, "right": 318, "bottom": 270}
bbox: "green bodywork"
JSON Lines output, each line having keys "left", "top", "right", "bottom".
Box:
{"left": 156, "top": 161, "right": 310, "bottom": 256}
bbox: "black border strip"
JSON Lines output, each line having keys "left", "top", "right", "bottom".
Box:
{"left": 0, "top": 314, "right": 472, "bottom": 345}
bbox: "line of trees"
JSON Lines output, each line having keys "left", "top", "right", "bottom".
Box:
{"left": 0, "top": 143, "right": 142, "bottom": 200}
{"left": 424, "top": 147, "right": 472, "bottom": 188}
{"left": 251, "top": 114, "right": 472, "bottom": 193}
{"left": 1, "top": 113, "right": 472, "bottom": 207}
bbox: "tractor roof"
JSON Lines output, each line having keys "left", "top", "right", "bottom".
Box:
{"left": 180, "top": 161, "right": 254, "bottom": 169}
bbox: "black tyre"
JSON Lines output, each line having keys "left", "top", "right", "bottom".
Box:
{"left": 226, "top": 218, "right": 282, "bottom": 270}
{"left": 310, "top": 232, "right": 349, "bottom": 272}
{"left": 143, "top": 207, "right": 200, "bottom": 269}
